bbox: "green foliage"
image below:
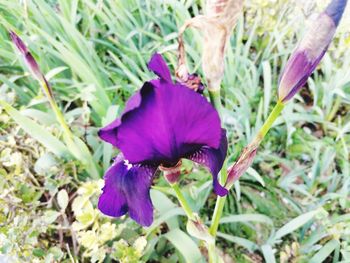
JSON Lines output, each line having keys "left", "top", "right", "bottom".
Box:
{"left": 1, "top": 0, "right": 350, "bottom": 262}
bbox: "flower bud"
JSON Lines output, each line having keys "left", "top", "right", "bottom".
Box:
{"left": 9, "top": 31, "right": 54, "bottom": 99}
{"left": 225, "top": 141, "right": 258, "bottom": 188}
{"left": 10, "top": 31, "right": 42, "bottom": 81}
{"left": 159, "top": 160, "right": 182, "bottom": 184}
{"left": 278, "top": 0, "right": 347, "bottom": 102}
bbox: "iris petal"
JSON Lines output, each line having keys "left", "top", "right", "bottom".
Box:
{"left": 98, "top": 155, "right": 157, "bottom": 226}
{"left": 115, "top": 81, "right": 222, "bottom": 164}
{"left": 186, "top": 129, "right": 228, "bottom": 196}
{"left": 98, "top": 91, "right": 143, "bottom": 146}
{"left": 278, "top": 50, "right": 326, "bottom": 102}
{"left": 147, "top": 53, "right": 172, "bottom": 82}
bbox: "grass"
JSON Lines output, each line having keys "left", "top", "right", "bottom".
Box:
{"left": 0, "top": 0, "right": 350, "bottom": 262}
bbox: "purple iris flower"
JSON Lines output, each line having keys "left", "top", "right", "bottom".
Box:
{"left": 278, "top": 0, "right": 347, "bottom": 102}
{"left": 98, "top": 53, "right": 228, "bottom": 226}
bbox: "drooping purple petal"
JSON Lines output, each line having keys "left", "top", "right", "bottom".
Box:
{"left": 147, "top": 53, "right": 172, "bottom": 83}
{"left": 186, "top": 129, "right": 228, "bottom": 196}
{"left": 114, "top": 81, "right": 222, "bottom": 164}
{"left": 98, "top": 155, "right": 157, "bottom": 226}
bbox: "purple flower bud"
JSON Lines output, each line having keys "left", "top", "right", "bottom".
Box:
{"left": 9, "top": 31, "right": 42, "bottom": 81}
{"left": 9, "top": 31, "right": 28, "bottom": 54}
{"left": 278, "top": 0, "right": 347, "bottom": 102}
{"left": 9, "top": 31, "right": 54, "bottom": 98}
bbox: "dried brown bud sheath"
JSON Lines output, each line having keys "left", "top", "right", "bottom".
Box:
{"left": 177, "top": 0, "right": 243, "bottom": 91}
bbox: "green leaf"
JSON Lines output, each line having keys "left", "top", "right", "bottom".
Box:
{"left": 261, "top": 244, "right": 276, "bottom": 263}
{"left": 33, "top": 248, "right": 46, "bottom": 257}
{"left": 0, "top": 100, "right": 69, "bottom": 157}
{"left": 164, "top": 229, "right": 204, "bottom": 263}
{"left": 146, "top": 207, "right": 185, "bottom": 236}
{"left": 273, "top": 209, "right": 320, "bottom": 241}
{"left": 217, "top": 232, "right": 259, "bottom": 252}
{"left": 219, "top": 213, "right": 274, "bottom": 226}
{"left": 150, "top": 189, "right": 180, "bottom": 230}
{"left": 309, "top": 239, "right": 340, "bottom": 263}
{"left": 43, "top": 210, "right": 60, "bottom": 224}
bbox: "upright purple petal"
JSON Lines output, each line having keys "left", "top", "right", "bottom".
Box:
{"left": 186, "top": 129, "right": 228, "bottom": 196}
{"left": 98, "top": 91, "right": 142, "bottom": 146}
{"left": 99, "top": 53, "right": 172, "bottom": 146}
{"left": 147, "top": 53, "right": 172, "bottom": 82}
{"left": 98, "top": 155, "right": 157, "bottom": 226}
{"left": 114, "top": 81, "right": 222, "bottom": 164}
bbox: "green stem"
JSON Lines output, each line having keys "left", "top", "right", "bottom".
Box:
{"left": 209, "top": 90, "right": 223, "bottom": 117}
{"left": 171, "top": 183, "right": 195, "bottom": 220}
{"left": 209, "top": 101, "right": 285, "bottom": 238}
{"left": 42, "top": 81, "right": 100, "bottom": 179}
{"left": 257, "top": 100, "right": 285, "bottom": 140}
{"left": 209, "top": 196, "right": 226, "bottom": 236}
{"left": 42, "top": 80, "right": 75, "bottom": 142}
{"left": 208, "top": 243, "right": 219, "bottom": 263}
{"left": 209, "top": 160, "right": 228, "bottom": 236}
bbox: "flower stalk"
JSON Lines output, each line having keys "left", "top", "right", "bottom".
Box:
{"left": 171, "top": 183, "right": 195, "bottom": 220}
{"left": 9, "top": 31, "right": 100, "bottom": 178}
{"left": 41, "top": 79, "right": 75, "bottom": 143}
{"left": 10, "top": 31, "right": 74, "bottom": 144}
{"left": 209, "top": 101, "right": 285, "bottom": 239}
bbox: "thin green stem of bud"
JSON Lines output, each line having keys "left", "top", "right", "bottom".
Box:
{"left": 41, "top": 80, "right": 75, "bottom": 142}
{"left": 209, "top": 195, "right": 226, "bottom": 237}
{"left": 257, "top": 100, "right": 285, "bottom": 140}
{"left": 209, "top": 160, "right": 228, "bottom": 236}
{"left": 171, "top": 183, "right": 195, "bottom": 220}
{"left": 209, "top": 101, "right": 286, "bottom": 239}
{"left": 43, "top": 79, "right": 101, "bottom": 179}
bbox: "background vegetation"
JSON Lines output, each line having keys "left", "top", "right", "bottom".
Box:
{"left": 0, "top": 0, "right": 350, "bottom": 262}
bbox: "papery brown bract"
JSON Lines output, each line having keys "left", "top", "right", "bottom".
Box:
{"left": 177, "top": 0, "right": 243, "bottom": 91}
{"left": 225, "top": 138, "right": 259, "bottom": 188}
